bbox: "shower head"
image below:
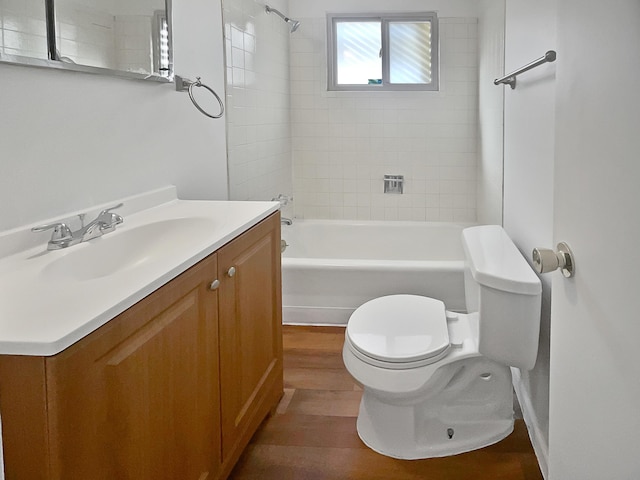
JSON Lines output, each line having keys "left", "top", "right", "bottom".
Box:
{"left": 289, "top": 19, "right": 301, "bottom": 33}
{"left": 265, "top": 5, "right": 301, "bottom": 33}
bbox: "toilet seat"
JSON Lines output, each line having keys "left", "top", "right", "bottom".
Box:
{"left": 346, "top": 295, "right": 451, "bottom": 369}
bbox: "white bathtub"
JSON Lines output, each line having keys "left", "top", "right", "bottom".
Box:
{"left": 281, "top": 220, "right": 470, "bottom": 325}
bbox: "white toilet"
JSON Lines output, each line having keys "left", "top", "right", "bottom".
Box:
{"left": 342, "top": 225, "right": 542, "bottom": 459}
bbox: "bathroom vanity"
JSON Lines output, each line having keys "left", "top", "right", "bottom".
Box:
{"left": 0, "top": 189, "right": 283, "bottom": 480}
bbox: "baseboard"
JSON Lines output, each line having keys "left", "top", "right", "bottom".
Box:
{"left": 282, "top": 305, "right": 353, "bottom": 325}
{"left": 511, "top": 367, "right": 549, "bottom": 480}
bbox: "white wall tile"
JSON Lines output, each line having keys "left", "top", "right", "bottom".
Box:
{"left": 290, "top": 15, "right": 479, "bottom": 221}
{"left": 223, "top": 0, "right": 292, "bottom": 202}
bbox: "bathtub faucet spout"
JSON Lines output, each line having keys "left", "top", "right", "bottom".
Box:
{"left": 271, "top": 194, "right": 293, "bottom": 225}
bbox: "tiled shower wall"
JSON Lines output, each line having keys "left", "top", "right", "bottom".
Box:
{"left": 290, "top": 17, "right": 479, "bottom": 222}
{"left": 223, "top": 0, "right": 293, "bottom": 207}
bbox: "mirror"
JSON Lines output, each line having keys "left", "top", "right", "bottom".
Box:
{"left": 0, "top": 0, "right": 49, "bottom": 60}
{"left": 0, "top": 0, "right": 172, "bottom": 81}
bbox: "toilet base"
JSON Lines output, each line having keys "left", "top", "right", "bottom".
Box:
{"left": 354, "top": 359, "right": 515, "bottom": 459}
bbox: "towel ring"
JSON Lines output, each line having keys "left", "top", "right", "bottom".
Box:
{"left": 187, "top": 77, "right": 225, "bottom": 119}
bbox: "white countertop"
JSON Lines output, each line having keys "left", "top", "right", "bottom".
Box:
{"left": 0, "top": 187, "right": 279, "bottom": 356}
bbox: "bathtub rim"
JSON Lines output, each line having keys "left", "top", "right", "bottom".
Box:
{"left": 282, "top": 258, "right": 464, "bottom": 271}
{"left": 281, "top": 219, "right": 475, "bottom": 264}
{"left": 281, "top": 218, "right": 477, "bottom": 230}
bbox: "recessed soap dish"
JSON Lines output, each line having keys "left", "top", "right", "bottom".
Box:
{"left": 384, "top": 175, "right": 404, "bottom": 194}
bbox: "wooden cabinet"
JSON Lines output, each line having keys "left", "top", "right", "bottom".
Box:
{"left": 0, "top": 213, "right": 283, "bottom": 480}
{"left": 217, "top": 213, "right": 283, "bottom": 474}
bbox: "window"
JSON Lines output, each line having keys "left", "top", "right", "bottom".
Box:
{"left": 328, "top": 12, "right": 439, "bottom": 91}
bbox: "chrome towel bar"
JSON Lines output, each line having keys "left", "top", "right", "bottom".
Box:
{"left": 175, "top": 75, "right": 224, "bottom": 119}
{"left": 494, "top": 50, "right": 557, "bottom": 90}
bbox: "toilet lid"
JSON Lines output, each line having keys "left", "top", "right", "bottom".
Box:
{"left": 346, "top": 295, "right": 450, "bottom": 364}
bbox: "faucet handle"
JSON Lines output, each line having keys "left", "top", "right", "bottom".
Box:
{"left": 271, "top": 194, "right": 292, "bottom": 207}
{"left": 96, "top": 203, "right": 124, "bottom": 233}
{"left": 99, "top": 203, "right": 123, "bottom": 215}
{"left": 31, "top": 222, "right": 73, "bottom": 241}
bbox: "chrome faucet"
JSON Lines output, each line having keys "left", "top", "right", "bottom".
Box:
{"left": 272, "top": 193, "right": 292, "bottom": 206}
{"left": 32, "top": 203, "right": 124, "bottom": 250}
{"left": 271, "top": 194, "right": 293, "bottom": 225}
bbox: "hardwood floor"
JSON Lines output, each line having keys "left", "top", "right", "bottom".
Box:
{"left": 229, "top": 326, "right": 543, "bottom": 480}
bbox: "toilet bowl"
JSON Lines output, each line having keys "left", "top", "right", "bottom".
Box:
{"left": 342, "top": 226, "right": 542, "bottom": 459}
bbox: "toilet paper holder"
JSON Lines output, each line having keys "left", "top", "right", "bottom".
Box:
{"left": 532, "top": 242, "right": 575, "bottom": 278}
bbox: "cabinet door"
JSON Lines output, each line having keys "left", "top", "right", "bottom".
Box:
{"left": 45, "top": 254, "right": 221, "bottom": 480}
{"left": 218, "top": 213, "right": 283, "bottom": 465}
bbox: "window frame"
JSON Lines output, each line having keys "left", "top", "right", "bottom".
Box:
{"left": 327, "top": 12, "right": 439, "bottom": 92}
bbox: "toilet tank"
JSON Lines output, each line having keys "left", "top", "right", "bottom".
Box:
{"left": 462, "top": 226, "right": 542, "bottom": 370}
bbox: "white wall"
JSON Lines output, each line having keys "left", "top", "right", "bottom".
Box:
{"left": 503, "top": 0, "right": 557, "bottom": 477}
{"left": 290, "top": 0, "right": 478, "bottom": 18}
{"left": 113, "top": 0, "right": 164, "bottom": 15}
{"left": 223, "top": 0, "right": 293, "bottom": 209}
{"left": 289, "top": 0, "right": 480, "bottom": 221}
{"left": 476, "top": 0, "right": 504, "bottom": 225}
{"left": 0, "top": 0, "right": 228, "bottom": 231}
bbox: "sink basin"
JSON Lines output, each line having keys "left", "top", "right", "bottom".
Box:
{"left": 0, "top": 186, "right": 280, "bottom": 356}
{"left": 43, "top": 217, "right": 216, "bottom": 281}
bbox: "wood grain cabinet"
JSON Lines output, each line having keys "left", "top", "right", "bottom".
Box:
{"left": 0, "top": 213, "right": 283, "bottom": 480}
{"left": 217, "top": 212, "right": 283, "bottom": 474}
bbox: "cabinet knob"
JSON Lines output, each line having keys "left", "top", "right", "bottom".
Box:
{"left": 227, "top": 266, "right": 236, "bottom": 277}
{"left": 209, "top": 279, "right": 220, "bottom": 290}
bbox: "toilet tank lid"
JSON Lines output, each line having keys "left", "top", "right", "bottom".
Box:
{"left": 462, "top": 225, "right": 542, "bottom": 295}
